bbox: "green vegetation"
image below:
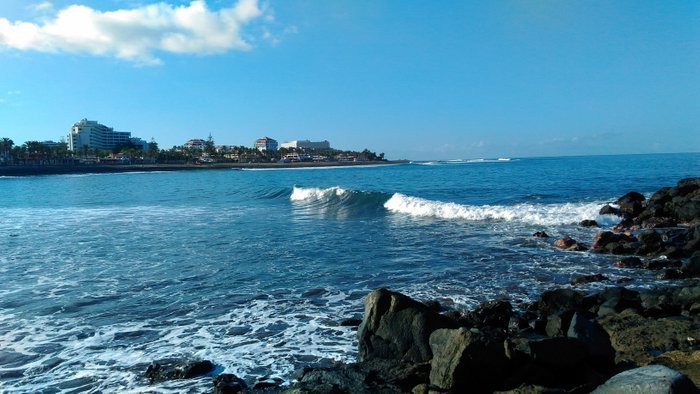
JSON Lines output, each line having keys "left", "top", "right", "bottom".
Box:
{"left": 0, "top": 135, "right": 387, "bottom": 166}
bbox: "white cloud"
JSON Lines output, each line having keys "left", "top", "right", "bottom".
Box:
{"left": 30, "top": 2, "right": 54, "bottom": 13}
{"left": 0, "top": 0, "right": 265, "bottom": 65}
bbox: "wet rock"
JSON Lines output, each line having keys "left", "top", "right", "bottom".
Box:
{"left": 571, "top": 274, "right": 608, "bottom": 285}
{"left": 429, "top": 327, "right": 510, "bottom": 392}
{"left": 339, "top": 318, "right": 362, "bottom": 327}
{"left": 553, "top": 236, "right": 588, "bottom": 251}
{"left": 616, "top": 191, "right": 645, "bottom": 219}
{"left": 592, "top": 365, "right": 698, "bottom": 394}
{"left": 681, "top": 251, "right": 700, "bottom": 277}
{"left": 466, "top": 300, "right": 513, "bottom": 329}
{"left": 288, "top": 359, "right": 428, "bottom": 394}
{"left": 599, "top": 204, "right": 620, "bottom": 216}
{"left": 144, "top": 359, "right": 214, "bottom": 382}
{"left": 213, "top": 373, "right": 247, "bottom": 394}
{"left": 592, "top": 231, "right": 638, "bottom": 254}
{"left": 532, "top": 231, "right": 549, "bottom": 238}
{"left": 579, "top": 219, "right": 599, "bottom": 228}
{"left": 595, "top": 287, "right": 641, "bottom": 317}
{"left": 253, "top": 377, "right": 282, "bottom": 390}
{"left": 658, "top": 269, "right": 683, "bottom": 280}
{"left": 537, "top": 289, "right": 585, "bottom": 316}
{"left": 612, "top": 256, "right": 642, "bottom": 268}
{"left": 357, "top": 288, "right": 457, "bottom": 363}
{"left": 643, "top": 258, "right": 683, "bottom": 270}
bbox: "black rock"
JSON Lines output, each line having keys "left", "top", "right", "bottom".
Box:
{"left": 339, "top": 318, "right": 362, "bottom": 327}
{"left": 144, "top": 359, "right": 215, "bottom": 383}
{"left": 599, "top": 204, "right": 620, "bottom": 216}
{"left": 613, "top": 256, "right": 642, "bottom": 268}
{"left": 580, "top": 219, "right": 599, "bottom": 228}
{"left": 533, "top": 231, "right": 550, "bottom": 238}
{"left": 357, "top": 288, "right": 457, "bottom": 363}
{"left": 616, "top": 191, "right": 645, "bottom": 219}
{"left": 213, "top": 373, "right": 247, "bottom": 394}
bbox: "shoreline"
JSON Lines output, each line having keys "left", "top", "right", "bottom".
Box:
{"left": 0, "top": 160, "right": 407, "bottom": 177}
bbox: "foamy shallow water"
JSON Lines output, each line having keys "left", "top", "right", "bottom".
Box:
{"left": 1, "top": 154, "right": 699, "bottom": 392}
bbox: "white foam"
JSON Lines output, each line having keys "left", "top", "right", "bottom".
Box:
{"left": 290, "top": 186, "right": 348, "bottom": 202}
{"left": 384, "top": 193, "right": 609, "bottom": 226}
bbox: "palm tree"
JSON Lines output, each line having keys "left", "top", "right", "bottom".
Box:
{"left": 0, "top": 138, "right": 13, "bottom": 163}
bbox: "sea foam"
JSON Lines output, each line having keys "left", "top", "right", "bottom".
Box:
{"left": 384, "top": 193, "right": 614, "bottom": 226}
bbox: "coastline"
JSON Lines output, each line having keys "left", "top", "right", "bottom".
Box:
{"left": 0, "top": 160, "right": 408, "bottom": 177}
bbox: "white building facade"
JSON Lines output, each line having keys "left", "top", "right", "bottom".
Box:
{"left": 68, "top": 119, "right": 146, "bottom": 151}
{"left": 255, "top": 137, "right": 278, "bottom": 151}
{"left": 280, "top": 140, "right": 331, "bottom": 150}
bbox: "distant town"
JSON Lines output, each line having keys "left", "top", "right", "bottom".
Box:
{"left": 0, "top": 119, "right": 386, "bottom": 166}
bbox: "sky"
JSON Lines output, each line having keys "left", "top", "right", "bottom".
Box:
{"left": 0, "top": 1, "right": 698, "bottom": 160}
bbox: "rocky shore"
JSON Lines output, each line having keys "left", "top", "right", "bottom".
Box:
{"left": 143, "top": 178, "right": 700, "bottom": 393}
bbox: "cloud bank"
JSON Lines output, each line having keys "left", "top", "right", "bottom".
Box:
{"left": 0, "top": 0, "right": 264, "bottom": 65}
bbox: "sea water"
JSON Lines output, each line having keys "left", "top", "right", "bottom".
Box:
{"left": 0, "top": 153, "right": 698, "bottom": 392}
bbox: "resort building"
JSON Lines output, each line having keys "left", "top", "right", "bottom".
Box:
{"left": 67, "top": 119, "right": 147, "bottom": 151}
{"left": 280, "top": 140, "right": 331, "bottom": 150}
{"left": 184, "top": 139, "right": 206, "bottom": 149}
{"left": 255, "top": 137, "right": 278, "bottom": 151}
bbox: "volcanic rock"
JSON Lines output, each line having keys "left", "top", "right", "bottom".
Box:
{"left": 592, "top": 365, "right": 698, "bottom": 394}
{"left": 357, "top": 288, "right": 457, "bottom": 363}
{"left": 571, "top": 273, "right": 608, "bottom": 285}
{"left": 144, "top": 359, "right": 214, "bottom": 383}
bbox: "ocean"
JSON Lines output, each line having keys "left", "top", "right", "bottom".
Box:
{"left": 1, "top": 153, "right": 698, "bottom": 392}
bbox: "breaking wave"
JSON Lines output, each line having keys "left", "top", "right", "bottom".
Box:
{"left": 384, "top": 193, "right": 615, "bottom": 226}
{"left": 289, "top": 187, "right": 616, "bottom": 226}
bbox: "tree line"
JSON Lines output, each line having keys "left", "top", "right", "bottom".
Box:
{"left": 0, "top": 136, "right": 386, "bottom": 165}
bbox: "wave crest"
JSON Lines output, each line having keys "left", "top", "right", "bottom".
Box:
{"left": 384, "top": 193, "right": 612, "bottom": 226}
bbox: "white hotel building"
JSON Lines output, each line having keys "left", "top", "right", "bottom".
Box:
{"left": 280, "top": 140, "right": 331, "bottom": 150}
{"left": 68, "top": 119, "right": 147, "bottom": 151}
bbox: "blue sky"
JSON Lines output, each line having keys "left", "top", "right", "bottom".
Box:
{"left": 1, "top": 1, "right": 698, "bottom": 160}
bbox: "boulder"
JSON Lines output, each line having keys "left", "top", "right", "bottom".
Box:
{"left": 567, "top": 313, "right": 615, "bottom": 369}
{"left": 616, "top": 191, "right": 645, "bottom": 219}
{"left": 144, "top": 359, "right": 215, "bottom": 383}
{"left": 595, "top": 287, "right": 641, "bottom": 317}
{"left": 580, "top": 219, "right": 599, "bottom": 228}
{"left": 429, "top": 327, "right": 510, "bottom": 392}
{"left": 571, "top": 274, "right": 608, "bottom": 285}
{"left": 537, "top": 289, "right": 585, "bottom": 316}
{"left": 553, "top": 236, "right": 588, "bottom": 251}
{"left": 599, "top": 205, "right": 620, "bottom": 216}
{"left": 592, "top": 365, "right": 698, "bottom": 394}
{"left": 532, "top": 231, "right": 549, "bottom": 238}
{"left": 357, "top": 288, "right": 456, "bottom": 363}
{"left": 545, "top": 311, "right": 573, "bottom": 337}
{"left": 681, "top": 251, "right": 700, "bottom": 277}
{"left": 643, "top": 258, "right": 683, "bottom": 270}
{"left": 339, "top": 318, "right": 362, "bottom": 327}
{"left": 213, "top": 373, "right": 247, "bottom": 394}
{"left": 465, "top": 300, "right": 513, "bottom": 329}
{"left": 288, "top": 360, "right": 428, "bottom": 394}
{"left": 612, "top": 256, "right": 642, "bottom": 268}
{"left": 592, "top": 231, "right": 638, "bottom": 254}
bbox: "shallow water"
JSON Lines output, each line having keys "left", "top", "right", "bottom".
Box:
{"left": 0, "top": 153, "right": 698, "bottom": 392}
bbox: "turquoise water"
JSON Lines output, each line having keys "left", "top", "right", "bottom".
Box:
{"left": 0, "top": 153, "right": 698, "bottom": 392}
